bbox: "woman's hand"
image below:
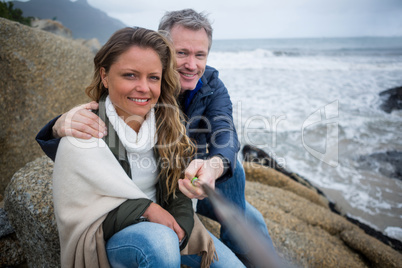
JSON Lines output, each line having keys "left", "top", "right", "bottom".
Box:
{"left": 142, "top": 203, "right": 185, "bottom": 242}
{"left": 52, "top": 101, "right": 107, "bottom": 139}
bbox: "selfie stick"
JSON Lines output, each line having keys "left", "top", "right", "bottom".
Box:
{"left": 201, "top": 183, "right": 282, "bottom": 268}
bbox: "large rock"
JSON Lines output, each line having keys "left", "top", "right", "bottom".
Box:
{"left": 242, "top": 163, "right": 402, "bottom": 267}
{"left": 379, "top": 86, "right": 402, "bottom": 113}
{"left": 0, "top": 232, "right": 25, "bottom": 267}
{"left": 4, "top": 156, "right": 402, "bottom": 267}
{"left": 242, "top": 144, "right": 339, "bottom": 211}
{"left": 31, "top": 18, "right": 73, "bottom": 39}
{"left": 76, "top": 38, "right": 102, "bottom": 54}
{"left": 0, "top": 17, "right": 94, "bottom": 193}
{"left": 4, "top": 156, "right": 59, "bottom": 267}
{"left": 0, "top": 196, "right": 25, "bottom": 267}
{"left": 243, "top": 161, "right": 330, "bottom": 209}
{"left": 359, "top": 151, "right": 402, "bottom": 181}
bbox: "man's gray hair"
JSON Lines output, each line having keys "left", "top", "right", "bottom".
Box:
{"left": 158, "top": 9, "right": 213, "bottom": 51}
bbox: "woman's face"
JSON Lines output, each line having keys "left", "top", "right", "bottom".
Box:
{"left": 101, "top": 46, "right": 162, "bottom": 130}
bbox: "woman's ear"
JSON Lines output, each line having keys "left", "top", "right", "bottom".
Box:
{"left": 100, "top": 67, "right": 108, "bottom": 88}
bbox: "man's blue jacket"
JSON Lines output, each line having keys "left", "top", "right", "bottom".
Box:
{"left": 36, "top": 65, "right": 240, "bottom": 182}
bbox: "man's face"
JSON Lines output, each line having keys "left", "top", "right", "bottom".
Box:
{"left": 170, "top": 25, "right": 209, "bottom": 93}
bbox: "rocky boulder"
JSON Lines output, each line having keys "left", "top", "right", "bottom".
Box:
{"left": 31, "top": 18, "right": 73, "bottom": 39}
{"left": 379, "top": 86, "right": 402, "bottom": 113}
{"left": 3, "top": 156, "right": 402, "bottom": 267}
{"left": 30, "top": 18, "right": 102, "bottom": 54}
{"left": 0, "top": 197, "right": 25, "bottom": 267}
{"left": 0, "top": 17, "right": 94, "bottom": 193}
{"left": 358, "top": 151, "right": 402, "bottom": 181}
{"left": 76, "top": 38, "right": 102, "bottom": 54}
{"left": 3, "top": 156, "right": 59, "bottom": 267}
{"left": 241, "top": 162, "right": 402, "bottom": 267}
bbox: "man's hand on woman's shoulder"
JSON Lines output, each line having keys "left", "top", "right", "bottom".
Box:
{"left": 52, "top": 101, "right": 107, "bottom": 139}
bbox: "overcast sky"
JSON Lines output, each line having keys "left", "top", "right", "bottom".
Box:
{"left": 11, "top": 0, "right": 401, "bottom": 39}
{"left": 82, "top": 0, "right": 402, "bottom": 39}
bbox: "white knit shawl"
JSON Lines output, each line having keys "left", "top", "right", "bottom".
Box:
{"left": 53, "top": 136, "right": 149, "bottom": 267}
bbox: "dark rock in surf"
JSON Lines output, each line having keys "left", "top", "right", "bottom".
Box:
{"left": 379, "top": 86, "right": 402, "bottom": 113}
{"left": 358, "top": 151, "right": 402, "bottom": 181}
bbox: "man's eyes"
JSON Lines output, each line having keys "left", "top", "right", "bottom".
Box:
{"left": 176, "top": 51, "right": 207, "bottom": 59}
{"left": 176, "top": 51, "right": 186, "bottom": 57}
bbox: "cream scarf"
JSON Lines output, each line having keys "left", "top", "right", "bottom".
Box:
{"left": 53, "top": 137, "right": 149, "bottom": 267}
{"left": 105, "top": 96, "right": 158, "bottom": 202}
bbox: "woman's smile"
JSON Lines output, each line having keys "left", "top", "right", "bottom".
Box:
{"left": 128, "top": 97, "right": 150, "bottom": 104}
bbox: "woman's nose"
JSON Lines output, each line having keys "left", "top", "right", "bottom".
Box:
{"left": 135, "top": 77, "right": 150, "bottom": 92}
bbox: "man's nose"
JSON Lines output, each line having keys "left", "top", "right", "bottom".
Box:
{"left": 184, "top": 55, "right": 197, "bottom": 70}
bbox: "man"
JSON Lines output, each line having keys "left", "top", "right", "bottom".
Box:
{"left": 36, "top": 9, "right": 276, "bottom": 266}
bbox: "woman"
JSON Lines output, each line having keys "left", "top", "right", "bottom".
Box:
{"left": 52, "top": 27, "right": 243, "bottom": 268}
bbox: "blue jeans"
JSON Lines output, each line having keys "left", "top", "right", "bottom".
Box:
{"left": 106, "top": 222, "right": 245, "bottom": 268}
{"left": 197, "top": 160, "right": 277, "bottom": 257}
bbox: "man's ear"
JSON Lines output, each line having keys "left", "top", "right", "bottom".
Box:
{"left": 100, "top": 67, "right": 108, "bottom": 88}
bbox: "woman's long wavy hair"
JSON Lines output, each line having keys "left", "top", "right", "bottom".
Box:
{"left": 86, "top": 27, "right": 195, "bottom": 197}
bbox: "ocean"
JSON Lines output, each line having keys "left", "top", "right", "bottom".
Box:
{"left": 208, "top": 37, "right": 402, "bottom": 241}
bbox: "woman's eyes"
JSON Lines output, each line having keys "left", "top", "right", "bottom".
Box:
{"left": 149, "top": 76, "right": 160, "bottom": 81}
{"left": 123, "top": 73, "right": 160, "bottom": 81}
{"left": 123, "top": 73, "right": 136, "bottom": 78}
